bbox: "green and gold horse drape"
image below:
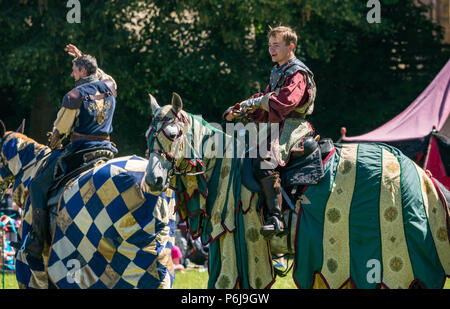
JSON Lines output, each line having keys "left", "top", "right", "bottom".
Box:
{"left": 172, "top": 113, "right": 274, "bottom": 289}
{"left": 170, "top": 112, "right": 449, "bottom": 289}
{"left": 294, "top": 143, "right": 450, "bottom": 289}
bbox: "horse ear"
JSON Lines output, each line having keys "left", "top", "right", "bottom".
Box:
{"left": 149, "top": 93, "right": 161, "bottom": 116}
{"left": 16, "top": 119, "right": 25, "bottom": 134}
{"left": 171, "top": 92, "right": 183, "bottom": 114}
{"left": 0, "top": 120, "right": 6, "bottom": 137}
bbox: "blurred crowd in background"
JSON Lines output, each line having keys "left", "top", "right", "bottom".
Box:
{"left": 1, "top": 188, "right": 22, "bottom": 272}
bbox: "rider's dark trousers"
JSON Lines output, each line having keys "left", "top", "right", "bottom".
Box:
{"left": 29, "top": 156, "right": 60, "bottom": 211}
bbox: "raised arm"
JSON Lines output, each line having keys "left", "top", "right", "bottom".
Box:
{"left": 65, "top": 44, "right": 117, "bottom": 90}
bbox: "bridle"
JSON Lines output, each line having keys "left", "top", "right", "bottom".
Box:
{"left": 146, "top": 111, "right": 211, "bottom": 178}
{"left": 147, "top": 111, "right": 187, "bottom": 178}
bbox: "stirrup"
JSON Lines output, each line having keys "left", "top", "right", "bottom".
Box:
{"left": 260, "top": 217, "right": 285, "bottom": 239}
{"left": 260, "top": 226, "right": 286, "bottom": 238}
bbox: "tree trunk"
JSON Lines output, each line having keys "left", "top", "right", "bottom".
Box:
{"left": 29, "top": 90, "right": 56, "bottom": 144}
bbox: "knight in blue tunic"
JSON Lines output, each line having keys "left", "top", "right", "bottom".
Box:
{"left": 24, "top": 44, "right": 118, "bottom": 257}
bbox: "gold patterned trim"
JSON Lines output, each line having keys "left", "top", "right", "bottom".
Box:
{"left": 379, "top": 149, "right": 414, "bottom": 288}
{"left": 320, "top": 143, "right": 358, "bottom": 288}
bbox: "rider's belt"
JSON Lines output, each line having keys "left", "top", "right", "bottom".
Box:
{"left": 287, "top": 110, "right": 307, "bottom": 119}
{"left": 70, "top": 132, "right": 110, "bottom": 142}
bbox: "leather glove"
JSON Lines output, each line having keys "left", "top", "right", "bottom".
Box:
{"left": 240, "top": 92, "right": 274, "bottom": 113}
{"left": 239, "top": 99, "right": 259, "bottom": 113}
{"left": 47, "top": 129, "right": 62, "bottom": 150}
{"left": 222, "top": 103, "right": 242, "bottom": 121}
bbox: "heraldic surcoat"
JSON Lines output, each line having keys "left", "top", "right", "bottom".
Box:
{"left": 53, "top": 71, "right": 117, "bottom": 154}
{"left": 248, "top": 57, "right": 317, "bottom": 166}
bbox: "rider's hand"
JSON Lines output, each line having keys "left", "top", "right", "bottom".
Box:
{"left": 223, "top": 104, "right": 241, "bottom": 121}
{"left": 239, "top": 99, "right": 257, "bottom": 114}
{"left": 65, "top": 44, "right": 83, "bottom": 58}
{"left": 47, "top": 130, "right": 62, "bottom": 150}
{"left": 225, "top": 111, "right": 241, "bottom": 121}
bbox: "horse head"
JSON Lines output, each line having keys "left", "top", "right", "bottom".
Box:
{"left": 0, "top": 119, "right": 26, "bottom": 181}
{"left": 0, "top": 119, "right": 49, "bottom": 207}
{"left": 145, "top": 92, "right": 188, "bottom": 194}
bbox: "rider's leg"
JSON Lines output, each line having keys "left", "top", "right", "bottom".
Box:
{"left": 25, "top": 157, "right": 59, "bottom": 257}
{"left": 253, "top": 159, "right": 285, "bottom": 239}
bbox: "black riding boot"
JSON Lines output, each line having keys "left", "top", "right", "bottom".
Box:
{"left": 24, "top": 208, "right": 50, "bottom": 258}
{"left": 259, "top": 172, "right": 285, "bottom": 239}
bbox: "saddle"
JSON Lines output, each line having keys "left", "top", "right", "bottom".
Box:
{"left": 241, "top": 136, "right": 334, "bottom": 254}
{"left": 281, "top": 137, "right": 334, "bottom": 188}
{"left": 47, "top": 147, "right": 115, "bottom": 210}
{"left": 242, "top": 137, "right": 334, "bottom": 195}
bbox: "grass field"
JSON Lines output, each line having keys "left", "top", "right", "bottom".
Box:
{"left": 2, "top": 268, "right": 449, "bottom": 289}
{"left": 0, "top": 266, "right": 297, "bottom": 289}
{"left": 172, "top": 266, "right": 298, "bottom": 289}
{"left": 1, "top": 272, "right": 19, "bottom": 289}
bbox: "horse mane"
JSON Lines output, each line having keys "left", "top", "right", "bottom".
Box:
{"left": 5, "top": 131, "right": 46, "bottom": 148}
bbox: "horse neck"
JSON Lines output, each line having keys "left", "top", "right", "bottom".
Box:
{"left": 182, "top": 114, "right": 237, "bottom": 190}
{"left": 176, "top": 116, "right": 244, "bottom": 238}
{"left": 3, "top": 133, "right": 51, "bottom": 190}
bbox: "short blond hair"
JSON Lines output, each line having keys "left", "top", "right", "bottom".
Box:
{"left": 267, "top": 26, "right": 297, "bottom": 46}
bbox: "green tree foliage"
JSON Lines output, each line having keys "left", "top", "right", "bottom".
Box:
{"left": 0, "top": 0, "right": 448, "bottom": 156}
{"left": 0, "top": 0, "right": 142, "bottom": 150}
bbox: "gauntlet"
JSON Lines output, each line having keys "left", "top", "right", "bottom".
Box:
{"left": 47, "top": 129, "right": 63, "bottom": 150}
{"left": 240, "top": 92, "right": 274, "bottom": 113}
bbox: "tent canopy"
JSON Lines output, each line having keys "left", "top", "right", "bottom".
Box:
{"left": 342, "top": 60, "right": 450, "bottom": 142}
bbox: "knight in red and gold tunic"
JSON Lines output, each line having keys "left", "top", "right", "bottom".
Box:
{"left": 223, "top": 26, "right": 317, "bottom": 239}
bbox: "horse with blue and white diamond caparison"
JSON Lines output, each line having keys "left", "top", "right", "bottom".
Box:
{"left": 145, "top": 92, "right": 450, "bottom": 289}
{"left": 0, "top": 120, "right": 176, "bottom": 289}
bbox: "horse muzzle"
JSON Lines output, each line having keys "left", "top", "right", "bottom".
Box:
{"left": 146, "top": 152, "right": 173, "bottom": 194}
{"left": 145, "top": 173, "right": 165, "bottom": 192}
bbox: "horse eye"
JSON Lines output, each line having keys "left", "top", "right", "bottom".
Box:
{"left": 164, "top": 124, "right": 179, "bottom": 139}
{"left": 169, "top": 131, "right": 178, "bottom": 139}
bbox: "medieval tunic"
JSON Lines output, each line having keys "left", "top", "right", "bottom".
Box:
{"left": 248, "top": 72, "right": 309, "bottom": 123}
{"left": 52, "top": 68, "right": 117, "bottom": 153}
{"left": 246, "top": 57, "right": 316, "bottom": 167}
{"left": 53, "top": 69, "right": 116, "bottom": 141}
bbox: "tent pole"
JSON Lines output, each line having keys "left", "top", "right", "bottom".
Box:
{"left": 423, "top": 135, "right": 433, "bottom": 170}
{"left": 423, "top": 128, "right": 437, "bottom": 171}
